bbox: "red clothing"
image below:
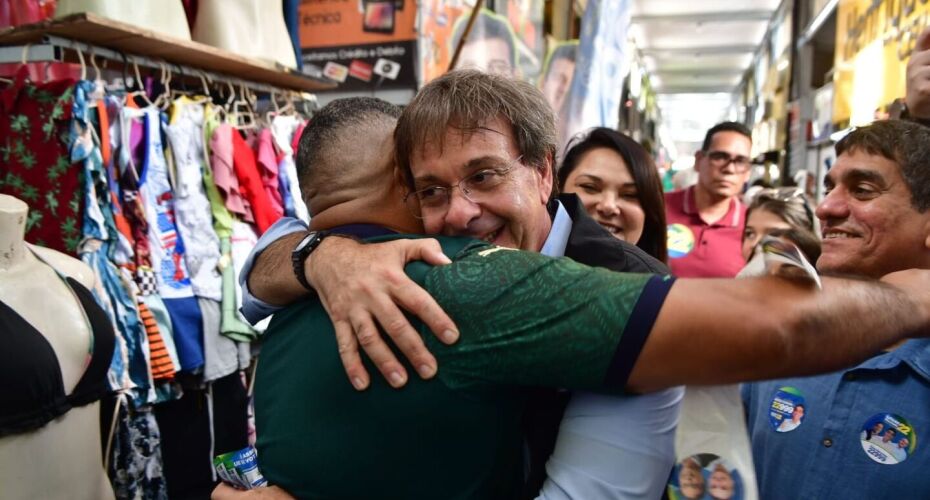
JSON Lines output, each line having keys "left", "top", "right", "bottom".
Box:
{"left": 664, "top": 186, "right": 746, "bottom": 278}
{"left": 0, "top": 67, "right": 82, "bottom": 254}
{"left": 231, "top": 129, "right": 279, "bottom": 233}
{"left": 255, "top": 128, "right": 285, "bottom": 219}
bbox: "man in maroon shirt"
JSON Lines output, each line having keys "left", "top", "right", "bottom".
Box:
{"left": 665, "top": 122, "right": 752, "bottom": 277}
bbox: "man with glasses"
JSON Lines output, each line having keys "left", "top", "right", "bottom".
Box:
{"left": 229, "top": 73, "right": 930, "bottom": 500}
{"left": 665, "top": 122, "right": 753, "bottom": 277}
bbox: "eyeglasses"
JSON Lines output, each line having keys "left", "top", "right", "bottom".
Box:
{"left": 403, "top": 155, "right": 523, "bottom": 219}
{"left": 705, "top": 151, "right": 753, "bottom": 173}
{"left": 754, "top": 187, "right": 816, "bottom": 231}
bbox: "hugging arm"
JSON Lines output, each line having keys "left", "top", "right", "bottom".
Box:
{"left": 627, "top": 272, "right": 930, "bottom": 392}
{"left": 245, "top": 231, "right": 459, "bottom": 389}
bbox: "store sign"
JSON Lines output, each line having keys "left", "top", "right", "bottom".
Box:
{"left": 298, "top": 0, "right": 417, "bottom": 91}
{"left": 418, "top": 2, "right": 543, "bottom": 85}
{"left": 834, "top": 0, "right": 930, "bottom": 125}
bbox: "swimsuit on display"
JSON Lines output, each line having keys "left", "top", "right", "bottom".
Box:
{"left": 0, "top": 253, "right": 116, "bottom": 437}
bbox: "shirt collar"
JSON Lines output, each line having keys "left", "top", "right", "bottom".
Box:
{"left": 858, "top": 339, "right": 930, "bottom": 383}
{"left": 683, "top": 185, "right": 744, "bottom": 227}
{"left": 330, "top": 224, "right": 397, "bottom": 239}
{"left": 540, "top": 200, "right": 572, "bottom": 257}
{"left": 899, "top": 339, "right": 930, "bottom": 383}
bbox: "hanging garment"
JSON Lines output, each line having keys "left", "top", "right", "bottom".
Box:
{"left": 270, "top": 114, "right": 310, "bottom": 223}
{"left": 111, "top": 100, "right": 182, "bottom": 387}
{"left": 218, "top": 236, "right": 258, "bottom": 342}
{"left": 71, "top": 80, "right": 153, "bottom": 405}
{"left": 137, "top": 107, "right": 204, "bottom": 372}
{"left": 0, "top": 67, "right": 82, "bottom": 254}
{"left": 254, "top": 127, "right": 285, "bottom": 219}
{"left": 154, "top": 371, "right": 250, "bottom": 499}
{"left": 209, "top": 123, "right": 253, "bottom": 222}
{"left": 201, "top": 105, "right": 236, "bottom": 239}
{"left": 231, "top": 128, "right": 279, "bottom": 233}
{"left": 229, "top": 221, "right": 268, "bottom": 337}
{"left": 202, "top": 108, "right": 257, "bottom": 343}
{"left": 165, "top": 97, "right": 222, "bottom": 301}
{"left": 106, "top": 398, "right": 169, "bottom": 500}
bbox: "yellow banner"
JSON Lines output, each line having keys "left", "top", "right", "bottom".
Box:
{"left": 833, "top": 0, "right": 930, "bottom": 125}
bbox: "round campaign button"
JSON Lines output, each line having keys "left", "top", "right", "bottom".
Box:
{"left": 859, "top": 413, "right": 917, "bottom": 465}
{"left": 768, "top": 386, "right": 806, "bottom": 433}
{"left": 667, "top": 453, "right": 744, "bottom": 500}
{"left": 667, "top": 224, "right": 695, "bottom": 259}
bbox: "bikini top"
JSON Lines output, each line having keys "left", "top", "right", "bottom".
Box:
{"left": 0, "top": 252, "right": 116, "bottom": 437}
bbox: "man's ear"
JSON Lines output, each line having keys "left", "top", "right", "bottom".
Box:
{"left": 693, "top": 150, "right": 705, "bottom": 173}
{"left": 393, "top": 163, "right": 409, "bottom": 194}
{"left": 537, "top": 152, "right": 555, "bottom": 204}
{"left": 922, "top": 216, "right": 930, "bottom": 251}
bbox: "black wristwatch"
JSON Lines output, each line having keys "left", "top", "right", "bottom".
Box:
{"left": 291, "top": 230, "right": 329, "bottom": 292}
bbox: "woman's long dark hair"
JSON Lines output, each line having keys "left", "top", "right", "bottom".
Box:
{"left": 558, "top": 127, "right": 668, "bottom": 263}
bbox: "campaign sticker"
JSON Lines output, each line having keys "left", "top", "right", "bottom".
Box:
{"left": 768, "top": 386, "right": 806, "bottom": 433}
{"left": 373, "top": 58, "right": 401, "bottom": 80}
{"left": 859, "top": 413, "right": 917, "bottom": 465}
{"left": 349, "top": 60, "right": 373, "bottom": 82}
{"left": 323, "top": 62, "right": 349, "bottom": 83}
{"left": 667, "top": 453, "right": 743, "bottom": 500}
{"left": 667, "top": 223, "right": 695, "bottom": 259}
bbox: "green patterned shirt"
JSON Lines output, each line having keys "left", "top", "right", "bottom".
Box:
{"left": 255, "top": 234, "right": 673, "bottom": 499}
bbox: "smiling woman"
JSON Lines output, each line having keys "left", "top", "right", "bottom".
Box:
{"left": 557, "top": 127, "right": 668, "bottom": 262}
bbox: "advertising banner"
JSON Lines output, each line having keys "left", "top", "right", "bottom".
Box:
{"left": 559, "top": 0, "right": 632, "bottom": 148}
{"left": 419, "top": 1, "right": 543, "bottom": 84}
{"left": 539, "top": 40, "right": 579, "bottom": 142}
{"left": 298, "top": 0, "right": 418, "bottom": 91}
{"left": 833, "top": 0, "right": 930, "bottom": 125}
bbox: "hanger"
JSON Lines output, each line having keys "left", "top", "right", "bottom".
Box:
{"left": 151, "top": 61, "right": 173, "bottom": 110}
{"left": 232, "top": 81, "right": 257, "bottom": 130}
{"left": 127, "top": 58, "right": 156, "bottom": 108}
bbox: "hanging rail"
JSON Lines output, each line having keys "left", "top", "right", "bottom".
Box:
{"left": 0, "top": 35, "right": 310, "bottom": 96}
{"left": 0, "top": 12, "right": 334, "bottom": 93}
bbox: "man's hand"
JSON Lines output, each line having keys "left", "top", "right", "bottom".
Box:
{"left": 906, "top": 27, "right": 930, "bottom": 119}
{"left": 211, "top": 484, "right": 294, "bottom": 500}
{"left": 307, "top": 236, "right": 459, "bottom": 390}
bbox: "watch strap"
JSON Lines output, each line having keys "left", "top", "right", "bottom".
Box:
{"left": 291, "top": 231, "right": 328, "bottom": 292}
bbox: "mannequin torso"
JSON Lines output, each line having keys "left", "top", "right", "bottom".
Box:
{"left": 0, "top": 194, "right": 114, "bottom": 500}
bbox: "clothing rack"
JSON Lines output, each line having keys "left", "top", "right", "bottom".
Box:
{"left": 0, "top": 36, "right": 307, "bottom": 98}
{"left": 0, "top": 12, "right": 334, "bottom": 94}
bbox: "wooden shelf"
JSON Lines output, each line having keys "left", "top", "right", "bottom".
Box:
{"left": 0, "top": 12, "right": 335, "bottom": 92}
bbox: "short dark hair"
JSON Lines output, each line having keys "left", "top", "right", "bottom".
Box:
{"left": 450, "top": 9, "right": 517, "bottom": 66}
{"left": 835, "top": 119, "right": 930, "bottom": 212}
{"left": 701, "top": 121, "right": 752, "bottom": 151}
{"left": 394, "top": 69, "right": 556, "bottom": 195}
{"left": 296, "top": 97, "right": 401, "bottom": 209}
{"left": 557, "top": 127, "right": 667, "bottom": 262}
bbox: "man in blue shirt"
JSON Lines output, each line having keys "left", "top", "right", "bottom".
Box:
{"left": 742, "top": 119, "right": 930, "bottom": 499}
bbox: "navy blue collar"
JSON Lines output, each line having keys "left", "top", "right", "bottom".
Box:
{"left": 329, "top": 224, "right": 398, "bottom": 239}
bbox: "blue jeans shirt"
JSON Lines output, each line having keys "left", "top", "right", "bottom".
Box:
{"left": 743, "top": 338, "right": 930, "bottom": 499}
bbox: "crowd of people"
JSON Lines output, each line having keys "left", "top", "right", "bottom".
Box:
{"left": 202, "top": 28, "right": 930, "bottom": 500}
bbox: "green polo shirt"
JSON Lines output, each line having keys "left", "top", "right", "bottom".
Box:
{"left": 255, "top": 235, "right": 672, "bottom": 499}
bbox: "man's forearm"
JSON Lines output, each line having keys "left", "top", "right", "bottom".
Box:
{"left": 247, "top": 232, "right": 313, "bottom": 305}
{"left": 629, "top": 276, "right": 925, "bottom": 392}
